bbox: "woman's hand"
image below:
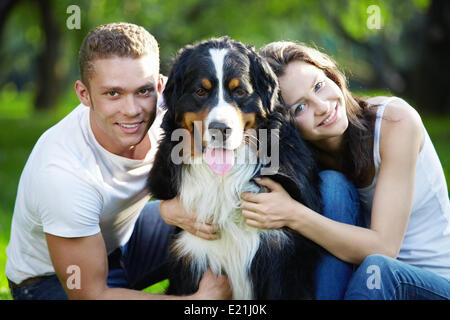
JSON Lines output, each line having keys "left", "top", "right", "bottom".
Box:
{"left": 159, "top": 197, "right": 219, "bottom": 240}
{"left": 241, "top": 177, "right": 299, "bottom": 230}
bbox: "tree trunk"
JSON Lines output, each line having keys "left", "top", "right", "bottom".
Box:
{"left": 34, "top": 0, "right": 62, "bottom": 111}
{"left": 406, "top": 0, "right": 450, "bottom": 114}
{"left": 0, "top": 0, "right": 18, "bottom": 48}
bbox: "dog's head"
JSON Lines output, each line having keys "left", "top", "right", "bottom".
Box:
{"left": 148, "top": 37, "right": 280, "bottom": 198}
{"left": 148, "top": 37, "right": 320, "bottom": 208}
{"left": 165, "top": 37, "right": 278, "bottom": 124}
{"left": 164, "top": 37, "right": 280, "bottom": 169}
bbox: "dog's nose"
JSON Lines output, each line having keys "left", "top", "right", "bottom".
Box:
{"left": 208, "top": 121, "right": 231, "bottom": 141}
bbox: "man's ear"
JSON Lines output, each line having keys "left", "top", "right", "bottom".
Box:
{"left": 158, "top": 74, "right": 166, "bottom": 95}
{"left": 74, "top": 80, "right": 92, "bottom": 107}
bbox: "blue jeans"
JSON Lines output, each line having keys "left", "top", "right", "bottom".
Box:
{"left": 314, "top": 170, "right": 361, "bottom": 300}
{"left": 344, "top": 254, "right": 450, "bottom": 300}
{"left": 315, "top": 171, "right": 450, "bottom": 300}
{"left": 10, "top": 200, "right": 175, "bottom": 300}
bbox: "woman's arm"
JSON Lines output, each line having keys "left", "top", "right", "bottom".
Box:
{"left": 242, "top": 99, "right": 423, "bottom": 264}
{"left": 242, "top": 178, "right": 382, "bottom": 264}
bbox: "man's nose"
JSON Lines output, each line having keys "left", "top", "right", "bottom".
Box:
{"left": 123, "top": 95, "right": 141, "bottom": 117}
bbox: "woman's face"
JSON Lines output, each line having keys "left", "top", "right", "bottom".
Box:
{"left": 279, "top": 61, "right": 348, "bottom": 149}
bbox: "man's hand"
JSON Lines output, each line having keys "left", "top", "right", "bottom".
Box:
{"left": 193, "top": 269, "right": 233, "bottom": 300}
{"left": 159, "top": 197, "right": 219, "bottom": 240}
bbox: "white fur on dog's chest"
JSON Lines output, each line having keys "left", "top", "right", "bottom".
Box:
{"left": 174, "top": 224, "right": 260, "bottom": 299}
{"left": 173, "top": 159, "right": 288, "bottom": 299}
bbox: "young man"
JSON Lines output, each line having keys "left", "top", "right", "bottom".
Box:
{"left": 5, "top": 23, "right": 231, "bottom": 300}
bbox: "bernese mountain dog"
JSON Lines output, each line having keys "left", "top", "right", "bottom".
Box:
{"left": 147, "top": 37, "right": 323, "bottom": 299}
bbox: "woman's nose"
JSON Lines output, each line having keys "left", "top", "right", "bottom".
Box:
{"left": 313, "top": 97, "right": 330, "bottom": 116}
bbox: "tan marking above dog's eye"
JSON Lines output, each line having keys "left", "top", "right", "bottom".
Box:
{"left": 201, "top": 78, "right": 212, "bottom": 90}
{"left": 228, "top": 78, "right": 240, "bottom": 90}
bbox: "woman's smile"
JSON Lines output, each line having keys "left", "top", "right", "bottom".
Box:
{"left": 318, "top": 103, "right": 339, "bottom": 127}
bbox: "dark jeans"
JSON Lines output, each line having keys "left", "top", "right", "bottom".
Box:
{"left": 314, "top": 170, "right": 361, "bottom": 299}
{"left": 10, "top": 200, "right": 174, "bottom": 300}
{"left": 315, "top": 171, "right": 450, "bottom": 300}
{"left": 344, "top": 254, "right": 450, "bottom": 300}
{"left": 11, "top": 171, "right": 360, "bottom": 300}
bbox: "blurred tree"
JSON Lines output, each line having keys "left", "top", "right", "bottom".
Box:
{"left": 321, "top": 0, "right": 450, "bottom": 114}
{"left": 0, "top": 1, "right": 17, "bottom": 44}
{"left": 410, "top": 0, "right": 450, "bottom": 115}
{"left": 0, "top": 0, "right": 63, "bottom": 110}
{"left": 0, "top": 0, "right": 448, "bottom": 114}
{"left": 34, "top": 0, "right": 63, "bottom": 110}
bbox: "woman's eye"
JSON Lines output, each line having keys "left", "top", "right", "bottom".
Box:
{"left": 294, "top": 103, "right": 306, "bottom": 115}
{"left": 314, "top": 81, "right": 324, "bottom": 92}
{"left": 195, "top": 88, "right": 208, "bottom": 97}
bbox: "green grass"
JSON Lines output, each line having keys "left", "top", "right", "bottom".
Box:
{"left": 0, "top": 90, "right": 449, "bottom": 299}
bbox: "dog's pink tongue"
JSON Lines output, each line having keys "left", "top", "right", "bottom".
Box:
{"left": 205, "top": 148, "right": 235, "bottom": 175}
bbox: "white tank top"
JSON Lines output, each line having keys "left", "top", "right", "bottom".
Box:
{"left": 357, "top": 97, "right": 450, "bottom": 280}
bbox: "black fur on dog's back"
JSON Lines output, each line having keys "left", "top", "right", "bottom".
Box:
{"left": 147, "top": 37, "right": 323, "bottom": 299}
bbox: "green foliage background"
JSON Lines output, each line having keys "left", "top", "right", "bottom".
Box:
{"left": 0, "top": 0, "right": 449, "bottom": 300}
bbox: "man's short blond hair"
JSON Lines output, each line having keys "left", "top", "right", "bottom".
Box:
{"left": 78, "top": 22, "right": 159, "bottom": 85}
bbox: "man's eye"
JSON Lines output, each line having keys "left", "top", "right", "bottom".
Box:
{"left": 138, "top": 88, "right": 152, "bottom": 95}
{"left": 294, "top": 103, "right": 306, "bottom": 115}
{"left": 314, "top": 81, "right": 324, "bottom": 92}
{"left": 195, "top": 88, "right": 208, "bottom": 97}
{"left": 107, "top": 91, "right": 119, "bottom": 97}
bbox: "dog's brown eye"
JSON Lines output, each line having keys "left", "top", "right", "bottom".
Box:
{"left": 196, "top": 88, "right": 208, "bottom": 97}
{"left": 234, "top": 89, "right": 246, "bottom": 97}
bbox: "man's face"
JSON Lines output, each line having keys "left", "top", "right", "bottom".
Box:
{"left": 77, "top": 55, "right": 162, "bottom": 158}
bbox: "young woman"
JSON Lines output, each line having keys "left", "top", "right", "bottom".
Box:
{"left": 239, "top": 41, "right": 450, "bottom": 299}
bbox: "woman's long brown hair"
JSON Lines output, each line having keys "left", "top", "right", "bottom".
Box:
{"left": 259, "top": 41, "right": 377, "bottom": 186}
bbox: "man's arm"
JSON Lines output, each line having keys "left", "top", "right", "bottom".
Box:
{"left": 46, "top": 232, "right": 231, "bottom": 300}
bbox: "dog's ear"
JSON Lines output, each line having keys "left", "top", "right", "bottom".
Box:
{"left": 163, "top": 46, "right": 195, "bottom": 123}
{"left": 148, "top": 46, "right": 191, "bottom": 200}
{"left": 259, "top": 112, "right": 323, "bottom": 213}
{"left": 248, "top": 50, "right": 279, "bottom": 113}
{"left": 148, "top": 46, "right": 197, "bottom": 200}
{"left": 147, "top": 130, "right": 182, "bottom": 200}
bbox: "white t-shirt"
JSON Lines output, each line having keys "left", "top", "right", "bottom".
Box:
{"left": 6, "top": 103, "right": 164, "bottom": 284}
{"left": 358, "top": 97, "right": 450, "bottom": 280}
